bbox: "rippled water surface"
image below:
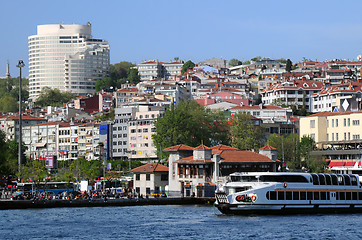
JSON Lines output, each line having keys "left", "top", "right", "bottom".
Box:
{"left": 0, "top": 205, "right": 362, "bottom": 239}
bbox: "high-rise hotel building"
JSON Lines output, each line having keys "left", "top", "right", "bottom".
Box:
{"left": 28, "top": 23, "right": 110, "bottom": 101}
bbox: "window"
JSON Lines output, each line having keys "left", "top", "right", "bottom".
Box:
{"left": 146, "top": 174, "right": 150, "bottom": 181}
{"left": 332, "top": 119, "right": 334, "bottom": 127}
{"left": 348, "top": 118, "right": 350, "bottom": 126}
{"left": 300, "top": 191, "right": 306, "bottom": 200}
{"left": 146, "top": 188, "right": 151, "bottom": 194}
{"left": 161, "top": 174, "right": 168, "bottom": 181}
{"left": 136, "top": 174, "right": 140, "bottom": 181}
{"left": 344, "top": 118, "right": 346, "bottom": 127}
{"left": 293, "top": 191, "right": 299, "bottom": 200}
{"left": 336, "top": 119, "right": 338, "bottom": 127}
{"left": 278, "top": 191, "right": 285, "bottom": 200}
{"left": 310, "top": 120, "right": 315, "bottom": 128}
{"left": 270, "top": 191, "right": 277, "bottom": 200}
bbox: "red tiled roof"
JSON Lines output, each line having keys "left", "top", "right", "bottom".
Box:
{"left": 312, "top": 82, "right": 362, "bottom": 97}
{"left": 5, "top": 115, "right": 46, "bottom": 121}
{"left": 176, "top": 156, "right": 213, "bottom": 164}
{"left": 262, "top": 80, "right": 324, "bottom": 93}
{"left": 220, "top": 150, "right": 274, "bottom": 163}
{"left": 305, "top": 111, "right": 362, "bottom": 118}
{"left": 163, "top": 144, "right": 194, "bottom": 152}
{"left": 210, "top": 145, "right": 239, "bottom": 150}
{"left": 194, "top": 144, "right": 211, "bottom": 150}
{"left": 131, "top": 163, "right": 169, "bottom": 173}
{"left": 29, "top": 121, "right": 67, "bottom": 127}
{"left": 117, "top": 88, "right": 138, "bottom": 92}
{"left": 260, "top": 145, "right": 277, "bottom": 150}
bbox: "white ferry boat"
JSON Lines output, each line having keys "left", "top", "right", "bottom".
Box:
{"left": 215, "top": 172, "right": 362, "bottom": 214}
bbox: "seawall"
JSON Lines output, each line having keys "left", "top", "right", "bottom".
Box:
{"left": 0, "top": 197, "right": 215, "bottom": 210}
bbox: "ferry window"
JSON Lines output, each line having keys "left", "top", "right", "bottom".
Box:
{"left": 266, "top": 192, "right": 270, "bottom": 200}
{"left": 318, "top": 174, "right": 326, "bottom": 185}
{"left": 346, "top": 192, "right": 352, "bottom": 200}
{"left": 326, "top": 192, "right": 330, "bottom": 200}
{"left": 331, "top": 175, "right": 338, "bottom": 185}
{"left": 325, "top": 174, "right": 332, "bottom": 185}
{"left": 278, "top": 191, "right": 285, "bottom": 200}
{"left": 286, "top": 191, "right": 292, "bottom": 200}
{"left": 337, "top": 175, "right": 345, "bottom": 185}
{"left": 307, "top": 192, "right": 313, "bottom": 200}
{"left": 230, "top": 176, "right": 241, "bottom": 182}
{"left": 343, "top": 175, "right": 351, "bottom": 185}
{"left": 293, "top": 191, "right": 299, "bottom": 200}
{"left": 270, "top": 191, "right": 277, "bottom": 200}
{"left": 359, "top": 192, "right": 362, "bottom": 200}
{"left": 311, "top": 174, "right": 319, "bottom": 185}
{"left": 350, "top": 176, "right": 358, "bottom": 186}
{"left": 339, "top": 192, "right": 345, "bottom": 200}
{"left": 259, "top": 175, "right": 308, "bottom": 183}
{"left": 320, "top": 192, "right": 327, "bottom": 200}
{"left": 352, "top": 192, "right": 358, "bottom": 200}
{"left": 300, "top": 191, "right": 306, "bottom": 200}
{"left": 314, "top": 192, "right": 320, "bottom": 200}
{"left": 336, "top": 192, "right": 339, "bottom": 200}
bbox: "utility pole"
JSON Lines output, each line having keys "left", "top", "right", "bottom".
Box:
{"left": 16, "top": 60, "right": 25, "bottom": 174}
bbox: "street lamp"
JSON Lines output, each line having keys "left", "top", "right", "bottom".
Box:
{"left": 16, "top": 60, "right": 25, "bottom": 173}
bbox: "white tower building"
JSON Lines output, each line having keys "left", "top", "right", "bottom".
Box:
{"left": 28, "top": 23, "right": 110, "bottom": 101}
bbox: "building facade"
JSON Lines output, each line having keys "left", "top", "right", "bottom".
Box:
{"left": 28, "top": 23, "right": 110, "bottom": 100}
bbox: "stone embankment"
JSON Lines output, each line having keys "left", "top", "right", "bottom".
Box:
{"left": 0, "top": 197, "right": 215, "bottom": 210}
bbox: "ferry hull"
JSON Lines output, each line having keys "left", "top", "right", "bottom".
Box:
{"left": 216, "top": 203, "right": 362, "bottom": 215}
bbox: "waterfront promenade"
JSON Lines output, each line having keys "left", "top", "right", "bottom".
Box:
{"left": 0, "top": 197, "right": 215, "bottom": 210}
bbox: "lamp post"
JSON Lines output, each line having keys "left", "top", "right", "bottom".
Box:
{"left": 16, "top": 60, "right": 25, "bottom": 173}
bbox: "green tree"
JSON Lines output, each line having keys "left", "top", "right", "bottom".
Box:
{"left": 153, "top": 101, "right": 230, "bottom": 158}
{"left": 95, "top": 77, "right": 116, "bottom": 92}
{"left": 230, "top": 112, "right": 265, "bottom": 150}
{"left": 286, "top": 59, "right": 293, "bottom": 72}
{"left": 229, "top": 58, "right": 242, "bottom": 67}
{"left": 181, "top": 60, "right": 195, "bottom": 74}
{"left": 297, "top": 136, "right": 315, "bottom": 168}
{"left": 251, "top": 56, "right": 262, "bottom": 62}
{"left": 0, "top": 95, "right": 17, "bottom": 112}
{"left": 35, "top": 87, "right": 74, "bottom": 107}
{"left": 243, "top": 60, "right": 251, "bottom": 65}
{"left": 126, "top": 68, "right": 140, "bottom": 84}
{"left": 19, "top": 160, "right": 48, "bottom": 192}
{"left": 269, "top": 133, "right": 299, "bottom": 169}
{"left": 69, "top": 158, "right": 102, "bottom": 182}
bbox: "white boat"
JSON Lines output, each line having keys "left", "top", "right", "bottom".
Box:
{"left": 215, "top": 172, "right": 362, "bottom": 214}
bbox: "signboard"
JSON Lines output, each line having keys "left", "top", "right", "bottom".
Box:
{"left": 45, "top": 156, "right": 53, "bottom": 168}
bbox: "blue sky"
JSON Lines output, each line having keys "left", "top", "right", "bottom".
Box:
{"left": 1, "top": 0, "right": 362, "bottom": 77}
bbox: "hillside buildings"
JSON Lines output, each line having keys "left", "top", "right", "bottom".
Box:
{"left": 28, "top": 23, "right": 110, "bottom": 101}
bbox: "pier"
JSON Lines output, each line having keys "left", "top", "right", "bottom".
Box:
{"left": 0, "top": 197, "right": 215, "bottom": 210}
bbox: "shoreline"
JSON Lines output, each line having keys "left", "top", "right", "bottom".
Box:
{"left": 0, "top": 197, "right": 215, "bottom": 210}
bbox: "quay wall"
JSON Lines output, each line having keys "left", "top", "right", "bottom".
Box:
{"left": 0, "top": 198, "right": 215, "bottom": 210}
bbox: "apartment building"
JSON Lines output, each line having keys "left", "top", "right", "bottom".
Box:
{"left": 300, "top": 111, "right": 362, "bottom": 147}
{"left": 28, "top": 23, "right": 110, "bottom": 100}
{"left": 260, "top": 80, "right": 324, "bottom": 112}
{"left": 137, "top": 60, "right": 183, "bottom": 81}
{"left": 230, "top": 104, "right": 293, "bottom": 123}
{"left": 0, "top": 115, "right": 47, "bottom": 141}
{"left": 128, "top": 105, "right": 165, "bottom": 161}
{"left": 112, "top": 107, "right": 137, "bottom": 160}
{"left": 114, "top": 88, "right": 139, "bottom": 107}
{"left": 311, "top": 82, "right": 362, "bottom": 113}
{"left": 23, "top": 121, "right": 66, "bottom": 161}
{"left": 300, "top": 111, "right": 362, "bottom": 174}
